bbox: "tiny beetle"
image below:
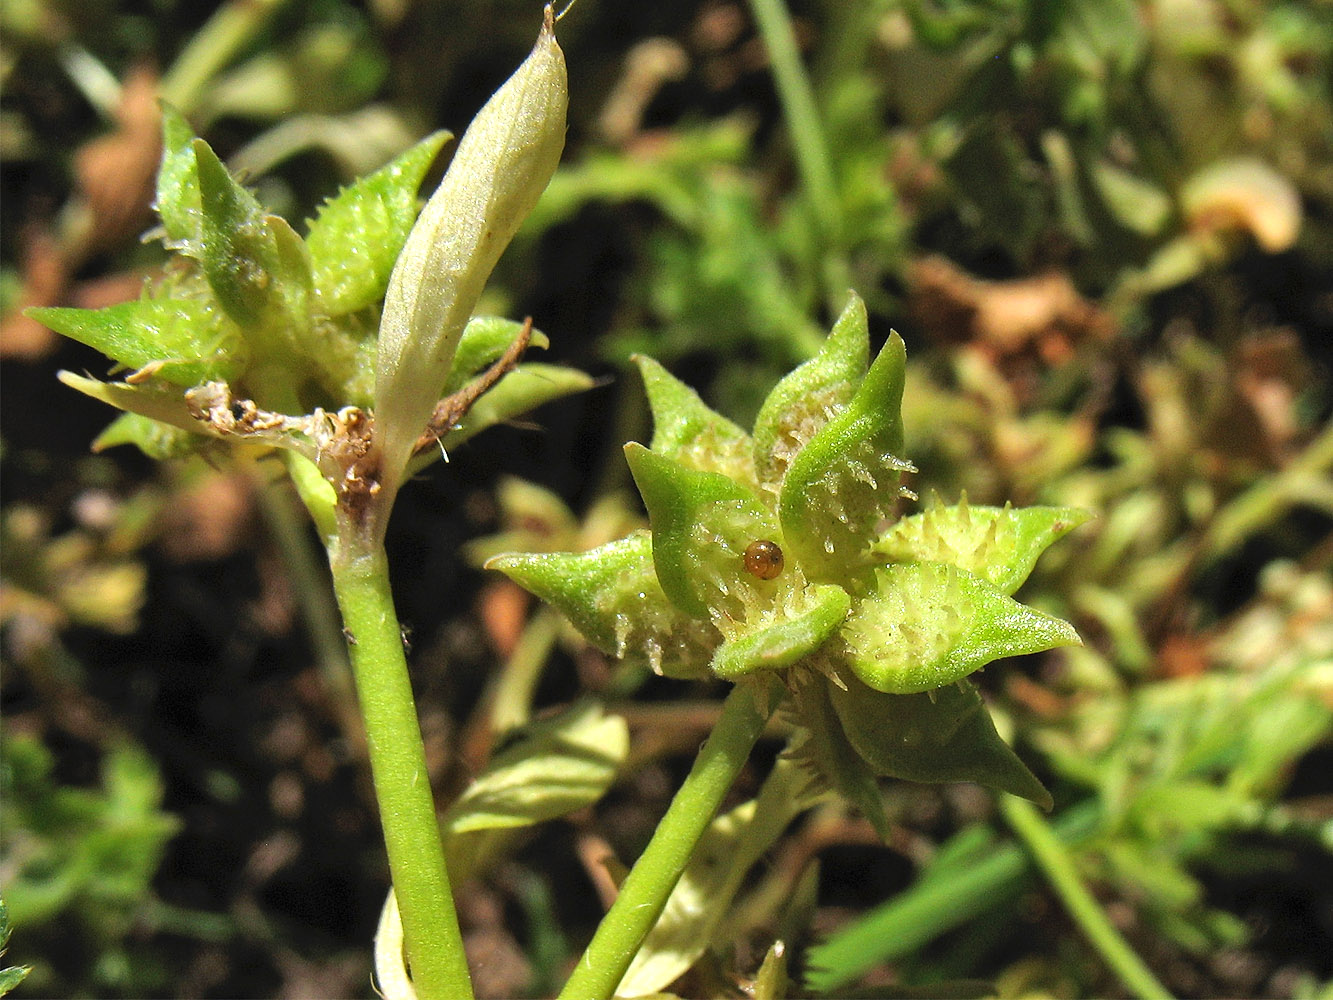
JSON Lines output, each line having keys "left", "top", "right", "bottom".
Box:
{"left": 743, "top": 539, "right": 784, "bottom": 580}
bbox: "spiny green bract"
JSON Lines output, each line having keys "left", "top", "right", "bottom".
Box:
{"left": 31, "top": 106, "right": 588, "bottom": 472}
{"left": 490, "top": 293, "right": 1087, "bottom": 819}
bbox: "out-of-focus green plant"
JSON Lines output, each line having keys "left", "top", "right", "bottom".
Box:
{"left": 0, "top": 737, "right": 181, "bottom": 998}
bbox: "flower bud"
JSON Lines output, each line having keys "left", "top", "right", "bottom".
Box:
{"left": 374, "top": 7, "right": 567, "bottom": 499}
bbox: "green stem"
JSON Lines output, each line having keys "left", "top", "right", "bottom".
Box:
{"left": 747, "top": 0, "right": 841, "bottom": 238}
{"left": 1001, "top": 796, "right": 1173, "bottom": 1000}
{"left": 330, "top": 544, "right": 473, "bottom": 1000}
{"left": 557, "top": 679, "right": 774, "bottom": 1000}
{"left": 159, "top": 0, "right": 289, "bottom": 114}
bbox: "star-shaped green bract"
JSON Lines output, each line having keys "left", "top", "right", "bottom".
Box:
{"left": 489, "top": 293, "right": 1087, "bottom": 813}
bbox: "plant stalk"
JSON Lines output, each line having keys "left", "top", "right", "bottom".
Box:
{"left": 330, "top": 543, "right": 473, "bottom": 1000}
{"left": 746, "top": 0, "right": 841, "bottom": 240}
{"left": 557, "top": 679, "right": 774, "bottom": 1000}
{"left": 1001, "top": 795, "right": 1174, "bottom": 1000}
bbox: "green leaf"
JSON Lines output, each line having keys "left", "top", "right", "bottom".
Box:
{"left": 634, "top": 354, "right": 754, "bottom": 482}
{"left": 194, "top": 142, "right": 328, "bottom": 382}
{"left": 1091, "top": 159, "right": 1171, "bottom": 236}
{"left": 92, "top": 412, "right": 197, "bottom": 460}
{"left": 779, "top": 331, "right": 912, "bottom": 581}
{"left": 443, "top": 701, "right": 627, "bottom": 834}
{"left": 840, "top": 562, "right": 1081, "bottom": 694}
{"left": 0, "top": 964, "right": 31, "bottom": 997}
{"left": 58, "top": 371, "right": 218, "bottom": 438}
{"left": 487, "top": 532, "right": 717, "bottom": 678}
{"left": 710, "top": 583, "right": 850, "bottom": 679}
{"left": 0, "top": 895, "right": 32, "bottom": 998}
{"left": 753, "top": 940, "right": 790, "bottom": 1000}
{"left": 29, "top": 298, "right": 247, "bottom": 387}
{"left": 306, "top": 130, "right": 451, "bottom": 316}
{"left": 154, "top": 105, "right": 202, "bottom": 246}
{"left": 828, "top": 674, "right": 1052, "bottom": 808}
{"left": 444, "top": 316, "right": 550, "bottom": 395}
{"left": 752, "top": 292, "right": 869, "bottom": 489}
{"left": 625, "top": 442, "right": 779, "bottom": 620}
{"left": 442, "top": 702, "right": 627, "bottom": 879}
{"left": 874, "top": 499, "right": 1092, "bottom": 596}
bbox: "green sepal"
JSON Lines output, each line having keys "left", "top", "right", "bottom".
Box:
{"left": 710, "top": 583, "right": 850, "bottom": 679}
{"left": 487, "top": 532, "right": 717, "bottom": 678}
{"left": 634, "top": 354, "right": 753, "bottom": 481}
{"left": 787, "top": 672, "right": 891, "bottom": 839}
{"left": 875, "top": 498, "right": 1093, "bottom": 596}
{"left": 443, "top": 701, "right": 627, "bottom": 834}
{"left": 155, "top": 105, "right": 202, "bottom": 247}
{"left": 305, "top": 130, "right": 452, "bottom": 316}
{"left": 780, "top": 331, "right": 911, "bottom": 581}
{"left": 828, "top": 674, "right": 1052, "bottom": 808}
{"left": 27, "top": 299, "right": 247, "bottom": 386}
{"left": 625, "top": 442, "right": 778, "bottom": 620}
{"left": 752, "top": 292, "right": 869, "bottom": 488}
{"left": 445, "top": 316, "right": 550, "bottom": 395}
{"left": 92, "top": 412, "right": 197, "bottom": 460}
{"left": 841, "top": 562, "right": 1081, "bottom": 694}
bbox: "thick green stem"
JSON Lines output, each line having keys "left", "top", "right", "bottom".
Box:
{"left": 330, "top": 544, "right": 473, "bottom": 1000}
{"left": 557, "top": 679, "right": 774, "bottom": 1000}
{"left": 1001, "top": 796, "right": 1173, "bottom": 1000}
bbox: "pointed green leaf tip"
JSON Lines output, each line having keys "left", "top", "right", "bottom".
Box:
{"left": 193, "top": 138, "right": 276, "bottom": 330}
{"left": 840, "top": 562, "right": 1081, "bottom": 694}
{"left": 634, "top": 354, "right": 753, "bottom": 481}
{"left": 27, "top": 299, "right": 246, "bottom": 386}
{"left": 780, "top": 330, "right": 912, "bottom": 581}
{"left": 752, "top": 292, "right": 870, "bottom": 488}
{"left": 625, "top": 442, "right": 777, "bottom": 621}
{"left": 486, "top": 533, "right": 716, "bottom": 678}
{"left": 155, "top": 104, "right": 202, "bottom": 247}
{"left": 829, "top": 674, "right": 1053, "bottom": 809}
{"left": 875, "top": 499, "right": 1092, "bottom": 596}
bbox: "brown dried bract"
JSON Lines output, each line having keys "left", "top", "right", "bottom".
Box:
{"left": 413, "top": 317, "right": 534, "bottom": 455}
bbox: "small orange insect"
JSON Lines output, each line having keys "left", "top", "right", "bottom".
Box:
{"left": 743, "top": 539, "right": 784, "bottom": 580}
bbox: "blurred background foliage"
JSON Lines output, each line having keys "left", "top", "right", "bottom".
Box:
{"left": 1, "top": 0, "right": 1330, "bottom": 997}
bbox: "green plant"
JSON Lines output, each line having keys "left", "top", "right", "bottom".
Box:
{"left": 489, "top": 291, "right": 1087, "bottom": 997}
{"left": 23, "top": 5, "right": 1120, "bottom": 998}
{"left": 0, "top": 737, "right": 181, "bottom": 997}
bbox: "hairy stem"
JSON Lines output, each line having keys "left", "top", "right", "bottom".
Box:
{"left": 557, "top": 678, "right": 775, "bottom": 1000}
{"left": 330, "top": 543, "right": 473, "bottom": 1000}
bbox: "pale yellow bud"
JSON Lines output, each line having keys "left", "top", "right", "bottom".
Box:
{"left": 374, "top": 7, "right": 567, "bottom": 501}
